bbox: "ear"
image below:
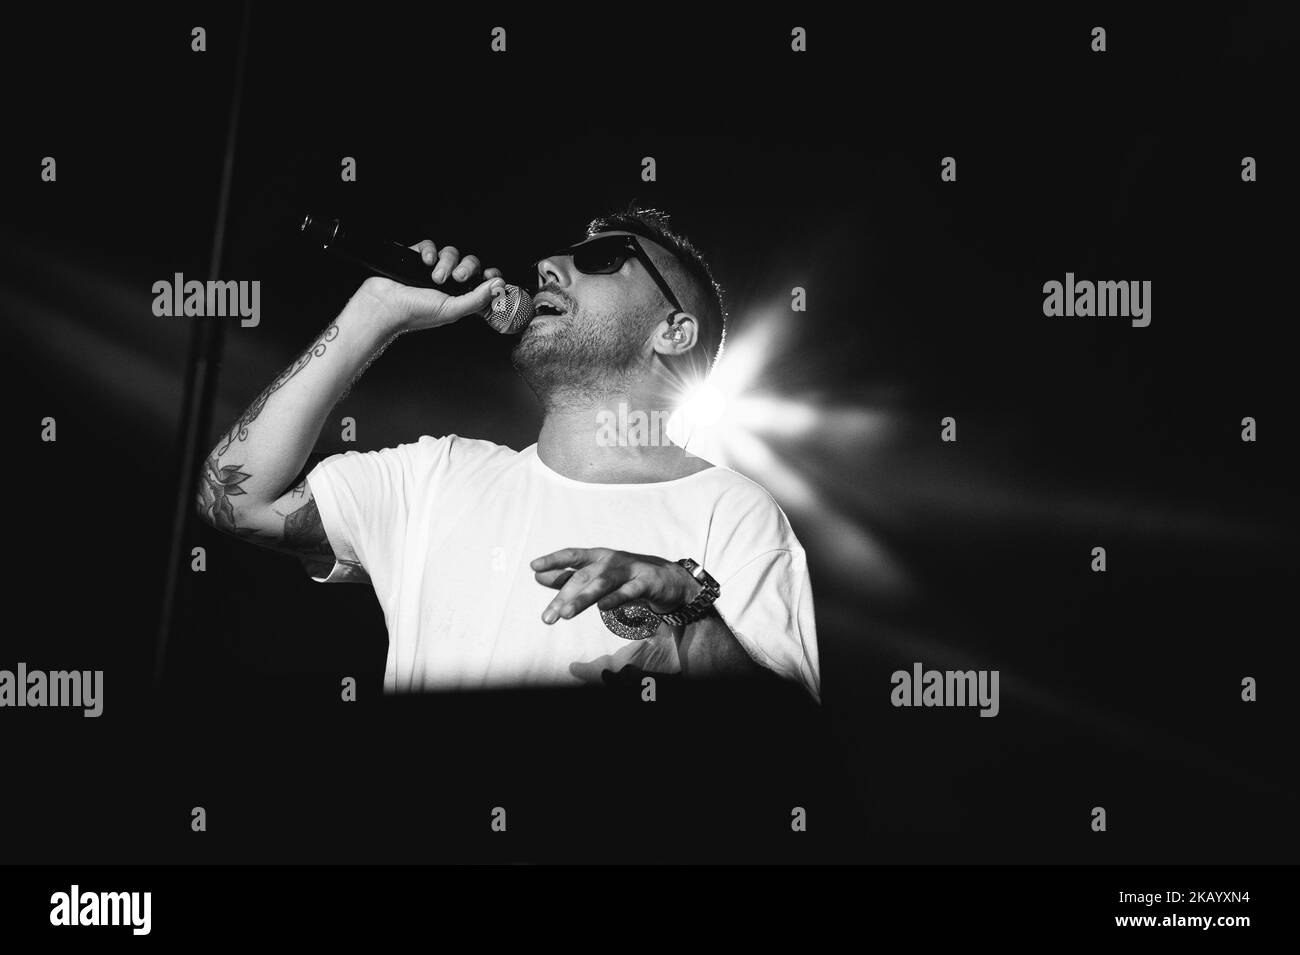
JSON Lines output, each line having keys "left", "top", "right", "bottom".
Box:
{"left": 651, "top": 311, "right": 699, "bottom": 359}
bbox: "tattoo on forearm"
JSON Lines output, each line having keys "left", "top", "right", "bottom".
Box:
{"left": 215, "top": 322, "right": 340, "bottom": 455}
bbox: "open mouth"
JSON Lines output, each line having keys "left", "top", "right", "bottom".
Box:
{"left": 532, "top": 302, "right": 565, "bottom": 318}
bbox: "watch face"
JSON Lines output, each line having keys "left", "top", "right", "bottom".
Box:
{"left": 678, "top": 558, "right": 712, "bottom": 584}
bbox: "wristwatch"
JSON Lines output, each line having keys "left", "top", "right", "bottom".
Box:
{"left": 657, "top": 558, "right": 721, "bottom": 627}
{"left": 599, "top": 558, "right": 722, "bottom": 639}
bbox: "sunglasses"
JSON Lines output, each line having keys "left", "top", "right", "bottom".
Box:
{"left": 536, "top": 234, "right": 685, "bottom": 318}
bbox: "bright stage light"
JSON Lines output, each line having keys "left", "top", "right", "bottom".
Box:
{"left": 668, "top": 305, "right": 785, "bottom": 458}
{"left": 662, "top": 298, "right": 909, "bottom": 601}
{"left": 678, "top": 380, "right": 728, "bottom": 430}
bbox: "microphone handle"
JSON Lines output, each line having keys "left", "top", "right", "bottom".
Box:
{"left": 302, "top": 214, "right": 494, "bottom": 297}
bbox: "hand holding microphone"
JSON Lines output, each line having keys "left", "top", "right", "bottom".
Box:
{"left": 301, "top": 214, "right": 534, "bottom": 334}
{"left": 366, "top": 240, "right": 508, "bottom": 335}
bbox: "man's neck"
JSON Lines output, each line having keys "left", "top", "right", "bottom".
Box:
{"left": 535, "top": 389, "right": 711, "bottom": 484}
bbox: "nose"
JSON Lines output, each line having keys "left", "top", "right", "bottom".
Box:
{"left": 534, "top": 254, "right": 568, "bottom": 291}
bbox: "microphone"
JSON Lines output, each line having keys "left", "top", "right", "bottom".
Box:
{"left": 300, "top": 214, "right": 534, "bottom": 334}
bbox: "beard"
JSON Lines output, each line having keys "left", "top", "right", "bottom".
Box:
{"left": 510, "top": 304, "right": 650, "bottom": 408}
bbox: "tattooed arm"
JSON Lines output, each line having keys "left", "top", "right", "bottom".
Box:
{"left": 195, "top": 466, "right": 337, "bottom": 575}
{"left": 194, "top": 241, "right": 506, "bottom": 565}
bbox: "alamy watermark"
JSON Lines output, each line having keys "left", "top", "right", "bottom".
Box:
{"left": 890, "top": 661, "right": 999, "bottom": 717}
{"left": 152, "top": 272, "right": 260, "bottom": 327}
{"left": 1042, "top": 272, "right": 1151, "bottom": 327}
{"left": 595, "top": 401, "right": 711, "bottom": 447}
{"left": 50, "top": 885, "right": 151, "bottom": 935}
{"left": 0, "top": 662, "right": 103, "bottom": 717}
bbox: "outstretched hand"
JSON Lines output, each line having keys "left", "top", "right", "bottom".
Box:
{"left": 530, "top": 547, "right": 701, "bottom": 625}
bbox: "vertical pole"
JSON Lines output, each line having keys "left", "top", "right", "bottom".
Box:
{"left": 154, "top": 1, "right": 254, "bottom": 686}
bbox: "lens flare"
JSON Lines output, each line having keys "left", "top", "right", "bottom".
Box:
{"left": 665, "top": 301, "right": 909, "bottom": 602}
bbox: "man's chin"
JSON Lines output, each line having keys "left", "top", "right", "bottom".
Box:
{"left": 509, "top": 327, "right": 558, "bottom": 374}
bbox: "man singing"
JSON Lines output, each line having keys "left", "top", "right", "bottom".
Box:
{"left": 195, "top": 207, "right": 820, "bottom": 700}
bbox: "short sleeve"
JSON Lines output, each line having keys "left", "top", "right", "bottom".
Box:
{"left": 304, "top": 442, "right": 417, "bottom": 585}
{"left": 712, "top": 546, "right": 821, "bottom": 703}
{"left": 303, "top": 434, "right": 508, "bottom": 586}
{"left": 703, "top": 478, "right": 822, "bottom": 703}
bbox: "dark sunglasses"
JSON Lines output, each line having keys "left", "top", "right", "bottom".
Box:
{"left": 537, "top": 234, "right": 685, "bottom": 317}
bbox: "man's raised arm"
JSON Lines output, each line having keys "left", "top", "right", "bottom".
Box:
{"left": 192, "top": 242, "right": 505, "bottom": 569}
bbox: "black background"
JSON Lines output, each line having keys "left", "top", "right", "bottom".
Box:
{"left": 1, "top": 5, "right": 1294, "bottom": 864}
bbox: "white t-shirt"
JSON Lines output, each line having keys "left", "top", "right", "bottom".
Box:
{"left": 305, "top": 435, "right": 820, "bottom": 701}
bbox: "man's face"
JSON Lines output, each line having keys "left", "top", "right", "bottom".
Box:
{"left": 510, "top": 230, "right": 682, "bottom": 399}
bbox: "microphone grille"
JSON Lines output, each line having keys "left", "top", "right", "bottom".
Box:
{"left": 483, "top": 285, "right": 534, "bottom": 334}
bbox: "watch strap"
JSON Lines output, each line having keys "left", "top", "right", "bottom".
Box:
{"left": 656, "top": 558, "right": 721, "bottom": 627}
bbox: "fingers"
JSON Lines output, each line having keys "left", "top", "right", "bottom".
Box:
{"left": 530, "top": 548, "right": 595, "bottom": 573}
{"left": 408, "top": 240, "right": 499, "bottom": 287}
{"left": 531, "top": 547, "right": 624, "bottom": 623}
{"left": 595, "top": 578, "right": 649, "bottom": 612}
{"left": 451, "top": 254, "right": 481, "bottom": 283}
{"left": 534, "top": 568, "right": 577, "bottom": 589}
{"left": 541, "top": 564, "right": 630, "bottom": 624}
{"left": 441, "top": 277, "right": 506, "bottom": 317}
{"left": 432, "top": 246, "right": 460, "bottom": 284}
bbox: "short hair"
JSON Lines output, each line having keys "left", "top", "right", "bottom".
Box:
{"left": 585, "top": 205, "right": 727, "bottom": 382}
